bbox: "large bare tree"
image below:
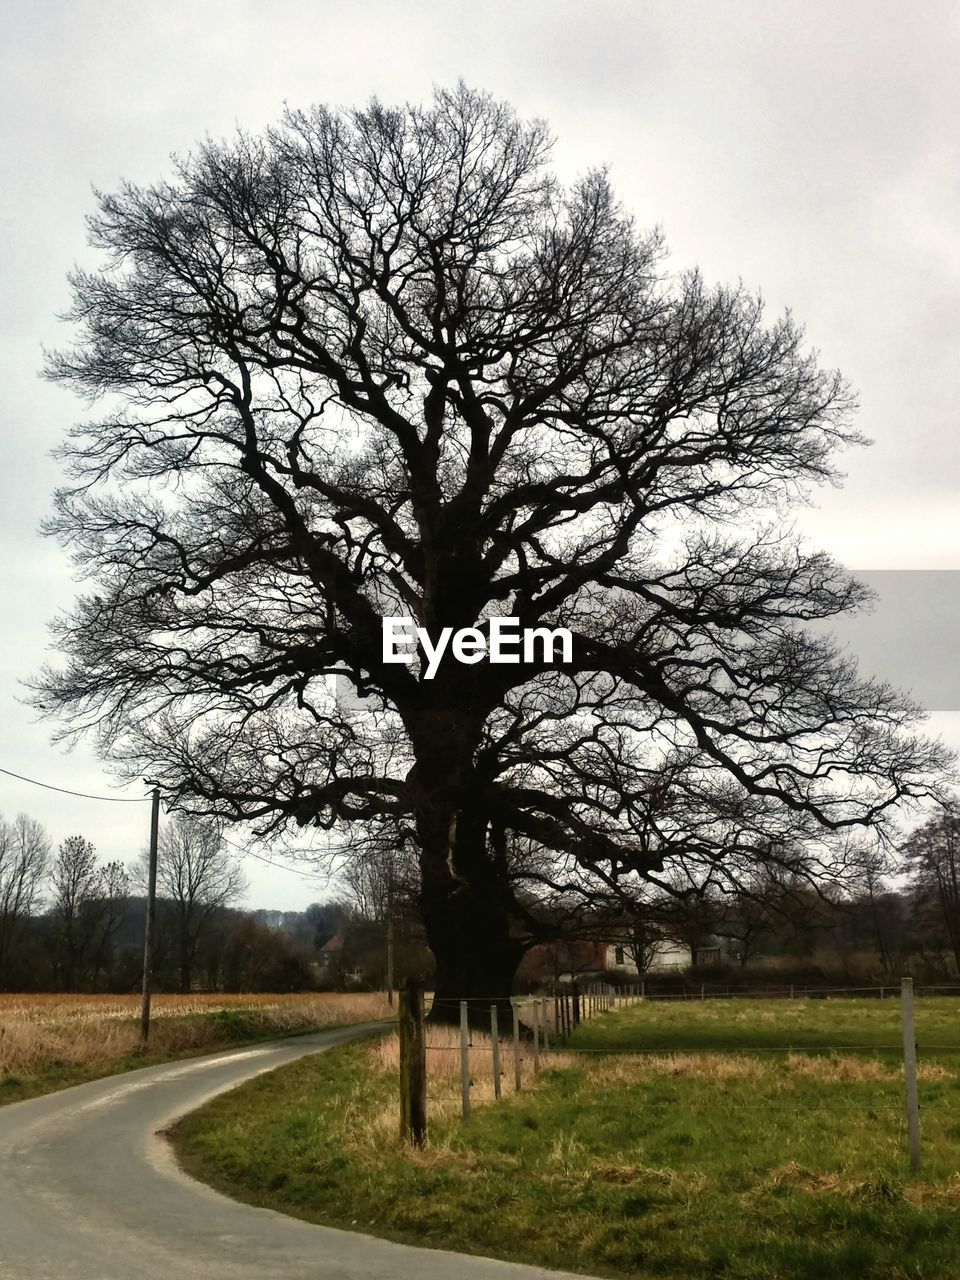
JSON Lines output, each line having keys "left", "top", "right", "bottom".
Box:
{"left": 35, "top": 86, "right": 950, "bottom": 1022}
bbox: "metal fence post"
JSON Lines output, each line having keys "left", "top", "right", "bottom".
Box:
{"left": 460, "top": 1000, "right": 471, "bottom": 1122}
{"left": 901, "top": 977, "right": 921, "bottom": 1171}
{"left": 490, "top": 1004, "right": 502, "bottom": 1100}
{"left": 512, "top": 1001, "right": 522, "bottom": 1091}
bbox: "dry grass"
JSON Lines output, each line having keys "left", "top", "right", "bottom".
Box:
{"left": 0, "top": 991, "right": 391, "bottom": 1083}
{"left": 361, "top": 1026, "right": 577, "bottom": 1146}
{"left": 574, "top": 1048, "right": 954, "bottom": 1085}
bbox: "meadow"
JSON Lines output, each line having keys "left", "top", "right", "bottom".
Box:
{"left": 174, "top": 997, "right": 960, "bottom": 1280}
{"left": 0, "top": 991, "right": 392, "bottom": 1103}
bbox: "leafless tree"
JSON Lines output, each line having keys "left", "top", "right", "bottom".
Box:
{"left": 143, "top": 814, "right": 247, "bottom": 992}
{"left": 902, "top": 808, "right": 960, "bottom": 974}
{"left": 0, "top": 814, "right": 50, "bottom": 986}
{"left": 49, "top": 835, "right": 99, "bottom": 990}
{"left": 49, "top": 837, "right": 132, "bottom": 990}
{"left": 35, "top": 85, "right": 952, "bottom": 1023}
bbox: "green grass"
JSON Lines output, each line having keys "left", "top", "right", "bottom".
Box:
{"left": 172, "top": 997, "right": 960, "bottom": 1279}
{"left": 571, "top": 993, "right": 960, "bottom": 1057}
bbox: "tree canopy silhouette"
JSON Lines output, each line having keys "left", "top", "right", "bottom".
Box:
{"left": 36, "top": 85, "right": 950, "bottom": 1021}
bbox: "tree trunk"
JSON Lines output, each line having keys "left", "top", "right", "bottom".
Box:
{"left": 416, "top": 802, "right": 524, "bottom": 1029}
{"left": 409, "top": 711, "right": 526, "bottom": 1029}
{"left": 422, "top": 880, "right": 524, "bottom": 1029}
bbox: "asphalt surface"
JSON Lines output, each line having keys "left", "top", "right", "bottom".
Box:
{"left": 0, "top": 1021, "right": 595, "bottom": 1280}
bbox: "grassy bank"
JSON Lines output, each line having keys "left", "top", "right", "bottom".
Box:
{"left": 0, "top": 991, "right": 392, "bottom": 1104}
{"left": 173, "top": 998, "right": 960, "bottom": 1280}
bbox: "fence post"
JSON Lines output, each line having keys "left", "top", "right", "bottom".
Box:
{"left": 460, "top": 1000, "right": 471, "bottom": 1122}
{"left": 490, "top": 1004, "right": 502, "bottom": 1100}
{"left": 532, "top": 1000, "right": 541, "bottom": 1071}
{"left": 540, "top": 997, "right": 550, "bottom": 1051}
{"left": 398, "top": 979, "right": 427, "bottom": 1147}
{"left": 573, "top": 982, "right": 581, "bottom": 1027}
{"left": 512, "top": 1001, "right": 522, "bottom": 1092}
{"left": 901, "top": 977, "right": 921, "bottom": 1172}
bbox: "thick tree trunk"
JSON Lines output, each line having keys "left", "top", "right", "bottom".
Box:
{"left": 417, "top": 807, "right": 525, "bottom": 1029}
{"left": 421, "top": 881, "right": 524, "bottom": 1029}
{"left": 409, "top": 705, "right": 525, "bottom": 1029}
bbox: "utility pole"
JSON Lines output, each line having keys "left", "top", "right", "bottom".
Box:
{"left": 140, "top": 786, "right": 161, "bottom": 1043}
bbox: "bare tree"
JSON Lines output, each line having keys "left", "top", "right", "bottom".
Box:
{"left": 49, "top": 835, "right": 99, "bottom": 990}
{"left": 145, "top": 814, "right": 247, "bottom": 992}
{"left": 0, "top": 814, "right": 50, "bottom": 986}
{"left": 35, "top": 86, "right": 951, "bottom": 1023}
{"left": 902, "top": 809, "right": 960, "bottom": 974}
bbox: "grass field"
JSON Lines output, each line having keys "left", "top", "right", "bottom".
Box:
{"left": 0, "top": 991, "right": 392, "bottom": 1104}
{"left": 173, "top": 997, "right": 960, "bottom": 1280}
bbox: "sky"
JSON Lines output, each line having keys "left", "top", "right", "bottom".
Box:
{"left": 1, "top": 0, "right": 958, "bottom": 910}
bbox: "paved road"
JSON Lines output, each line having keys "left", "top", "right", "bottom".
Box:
{"left": 0, "top": 1022, "right": 594, "bottom": 1280}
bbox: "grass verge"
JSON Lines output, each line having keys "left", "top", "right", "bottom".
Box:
{"left": 172, "top": 999, "right": 960, "bottom": 1280}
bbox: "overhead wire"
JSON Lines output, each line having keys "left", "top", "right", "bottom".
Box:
{"left": 0, "top": 764, "right": 332, "bottom": 884}
{"left": 0, "top": 765, "right": 151, "bottom": 802}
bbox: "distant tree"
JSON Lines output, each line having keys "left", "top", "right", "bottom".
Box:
{"left": 302, "top": 901, "right": 351, "bottom": 954}
{"left": 88, "top": 859, "right": 131, "bottom": 987}
{"left": 49, "top": 835, "right": 99, "bottom": 990}
{"left": 902, "top": 809, "right": 960, "bottom": 974}
{"left": 48, "top": 838, "right": 131, "bottom": 991}
{"left": 211, "top": 914, "right": 313, "bottom": 991}
{"left": 145, "top": 815, "right": 247, "bottom": 992}
{"left": 840, "top": 839, "right": 902, "bottom": 974}
{"left": 36, "top": 85, "right": 952, "bottom": 1024}
{"left": 0, "top": 814, "right": 50, "bottom": 986}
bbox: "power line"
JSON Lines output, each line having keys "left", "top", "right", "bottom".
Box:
{"left": 219, "top": 831, "right": 330, "bottom": 883}
{"left": 0, "top": 766, "right": 151, "bottom": 803}
{"left": 0, "top": 763, "right": 329, "bottom": 883}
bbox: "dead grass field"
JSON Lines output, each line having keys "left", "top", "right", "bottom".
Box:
{"left": 0, "top": 991, "right": 392, "bottom": 1095}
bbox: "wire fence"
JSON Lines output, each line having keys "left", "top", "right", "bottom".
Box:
{"left": 396, "top": 978, "right": 957, "bottom": 1170}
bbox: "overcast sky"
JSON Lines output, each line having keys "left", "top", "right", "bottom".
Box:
{"left": 1, "top": 0, "right": 958, "bottom": 910}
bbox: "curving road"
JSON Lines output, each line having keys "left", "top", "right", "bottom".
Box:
{"left": 0, "top": 1022, "right": 594, "bottom": 1280}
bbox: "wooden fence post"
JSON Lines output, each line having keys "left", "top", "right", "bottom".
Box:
{"left": 901, "top": 977, "right": 921, "bottom": 1172}
{"left": 512, "top": 1001, "right": 522, "bottom": 1091}
{"left": 532, "top": 999, "right": 541, "bottom": 1072}
{"left": 399, "top": 979, "right": 426, "bottom": 1147}
{"left": 460, "top": 1000, "right": 471, "bottom": 1122}
{"left": 541, "top": 997, "right": 550, "bottom": 1052}
{"left": 490, "top": 1004, "right": 502, "bottom": 1100}
{"left": 573, "top": 982, "right": 581, "bottom": 1027}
